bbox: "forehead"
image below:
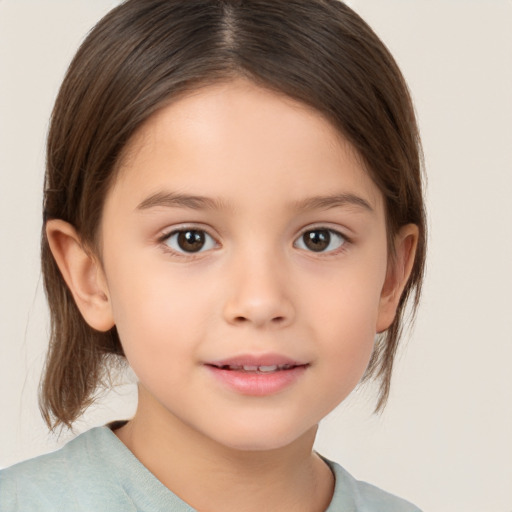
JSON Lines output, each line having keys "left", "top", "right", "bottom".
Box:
{"left": 110, "top": 78, "right": 382, "bottom": 213}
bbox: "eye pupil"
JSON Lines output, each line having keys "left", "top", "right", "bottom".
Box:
{"left": 177, "top": 230, "right": 205, "bottom": 252}
{"left": 303, "top": 229, "right": 330, "bottom": 252}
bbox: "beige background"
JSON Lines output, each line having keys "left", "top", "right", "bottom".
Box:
{"left": 1, "top": 1, "right": 511, "bottom": 510}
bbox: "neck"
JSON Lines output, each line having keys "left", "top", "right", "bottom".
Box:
{"left": 114, "top": 389, "right": 334, "bottom": 512}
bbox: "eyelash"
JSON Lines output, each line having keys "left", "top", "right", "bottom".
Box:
{"left": 158, "top": 227, "right": 218, "bottom": 256}
{"left": 158, "top": 226, "right": 350, "bottom": 257}
{"left": 293, "top": 227, "right": 349, "bottom": 255}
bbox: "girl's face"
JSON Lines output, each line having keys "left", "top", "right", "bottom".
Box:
{"left": 98, "top": 79, "right": 400, "bottom": 451}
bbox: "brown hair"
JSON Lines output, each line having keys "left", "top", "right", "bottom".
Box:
{"left": 40, "top": 0, "right": 426, "bottom": 429}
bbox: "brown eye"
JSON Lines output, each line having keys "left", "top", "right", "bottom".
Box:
{"left": 177, "top": 230, "right": 205, "bottom": 252}
{"left": 165, "top": 229, "right": 216, "bottom": 253}
{"left": 295, "top": 229, "right": 346, "bottom": 253}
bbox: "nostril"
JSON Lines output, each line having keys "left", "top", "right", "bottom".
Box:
{"left": 232, "top": 315, "right": 285, "bottom": 325}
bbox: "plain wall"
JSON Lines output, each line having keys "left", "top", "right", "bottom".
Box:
{"left": 1, "top": 1, "right": 511, "bottom": 510}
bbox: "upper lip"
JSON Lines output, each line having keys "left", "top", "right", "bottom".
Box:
{"left": 206, "top": 353, "right": 308, "bottom": 369}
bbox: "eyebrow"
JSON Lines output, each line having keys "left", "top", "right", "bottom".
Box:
{"left": 291, "top": 193, "right": 374, "bottom": 213}
{"left": 136, "top": 191, "right": 227, "bottom": 211}
{"left": 136, "top": 191, "right": 373, "bottom": 213}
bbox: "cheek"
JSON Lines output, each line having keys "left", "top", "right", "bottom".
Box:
{"left": 321, "top": 304, "right": 376, "bottom": 381}
{"left": 308, "top": 258, "right": 386, "bottom": 337}
{"left": 104, "top": 257, "right": 208, "bottom": 375}
{"left": 305, "top": 257, "right": 386, "bottom": 381}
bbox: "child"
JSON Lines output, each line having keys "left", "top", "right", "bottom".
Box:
{"left": 0, "top": 0, "right": 426, "bottom": 510}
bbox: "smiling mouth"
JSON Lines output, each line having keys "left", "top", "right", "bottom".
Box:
{"left": 205, "top": 358, "right": 308, "bottom": 395}
{"left": 208, "top": 363, "right": 303, "bottom": 373}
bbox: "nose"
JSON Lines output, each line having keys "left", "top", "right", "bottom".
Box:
{"left": 222, "top": 252, "right": 295, "bottom": 329}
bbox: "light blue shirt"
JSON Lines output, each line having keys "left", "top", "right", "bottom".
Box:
{"left": 0, "top": 426, "right": 421, "bottom": 511}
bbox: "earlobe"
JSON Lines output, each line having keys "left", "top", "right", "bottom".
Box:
{"left": 376, "top": 224, "right": 419, "bottom": 333}
{"left": 46, "top": 219, "right": 115, "bottom": 332}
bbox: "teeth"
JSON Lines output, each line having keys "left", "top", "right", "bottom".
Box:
{"left": 258, "top": 365, "right": 278, "bottom": 372}
{"left": 223, "top": 364, "right": 293, "bottom": 372}
{"left": 215, "top": 363, "right": 299, "bottom": 372}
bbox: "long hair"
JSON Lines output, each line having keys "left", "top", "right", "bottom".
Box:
{"left": 40, "top": 0, "right": 426, "bottom": 429}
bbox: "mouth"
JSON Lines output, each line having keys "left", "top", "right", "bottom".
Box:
{"left": 207, "top": 363, "right": 304, "bottom": 373}
{"left": 204, "top": 355, "right": 309, "bottom": 396}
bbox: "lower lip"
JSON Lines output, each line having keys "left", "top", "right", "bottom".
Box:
{"left": 206, "top": 365, "right": 307, "bottom": 396}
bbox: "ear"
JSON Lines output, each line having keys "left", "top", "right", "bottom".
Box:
{"left": 376, "top": 224, "right": 419, "bottom": 333}
{"left": 46, "top": 219, "right": 115, "bottom": 332}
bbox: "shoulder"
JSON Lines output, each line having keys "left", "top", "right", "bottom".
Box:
{"left": 0, "top": 426, "right": 193, "bottom": 512}
{"left": 0, "top": 427, "right": 134, "bottom": 512}
{"left": 324, "top": 458, "right": 422, "bottom": 512}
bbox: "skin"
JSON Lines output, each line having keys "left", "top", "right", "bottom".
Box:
{"left": 47, "top": 79, "right": 418, "bottom": 512}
